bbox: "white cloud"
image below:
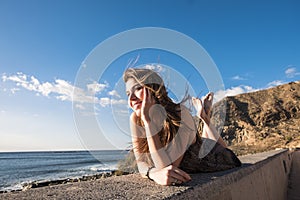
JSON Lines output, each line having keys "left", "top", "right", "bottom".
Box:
{"left": 111, "top": 99, "right": 127, "bottom": 105}
{"left": 39, "top": 82, "right": 54, "bottom": 96}
{"left": 30, "top": 76, "right": 40, "bottom": 86}
{"left": 267, "top": 80, "right": 286, "bottom": 88}
{"left": 108, "top": 90, "right": 121, "bottom": 98}
{"left": 143, "top": 64, "right": 165, "bottom": 73}
{"left": 2, "top": 72, "right": 53, "bottom": 96}
{"left": 1, "top": 72, "right": 126, "bottom": 108}
{"left": 87, "top": 81, "right": 108, "bottom": 94}
{"left": 231, "top": 75, "right": 246, "bottom": 80}
{"left": 52, "top": 79, "right": 75, "bottom": 101}
{"left": 98, "top": 97, "right": 127, "bottom": 107}
{"left": 2, "top": 72, "right": 27, "bottom": 84}
{"left": 10, "top": 88, "right": 20, "bottom": 94}
{"left": 1, "top": 74, "right": 7, "bottom": 81}
{"left": 214, "top": 79, "right": 289, "bottom": 102}
{"left": 99, "top": 97, "right": 111, "bottom": 107}
{"left": 285, "top": 67, "right": 300, "bottom": 78}
{"left": 214, "top": 85, "right": 258, "bottom": 102}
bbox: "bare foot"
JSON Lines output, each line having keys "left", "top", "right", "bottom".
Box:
{"left": 192, "top": 97, "right": 209, "bottom": 124}
{"left": 192, "top": 97, "right": 203, "bottom": 117}
{"left": 203, "top": 92, "right": 214, "bottom": 118}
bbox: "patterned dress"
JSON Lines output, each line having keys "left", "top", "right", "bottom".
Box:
{"left": 179, "top": 134, "right": 241, "bottom": 173}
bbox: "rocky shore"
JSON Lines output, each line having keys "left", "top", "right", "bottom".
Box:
{"left": 0, "top": 170, "right": 127, "bottom": 194}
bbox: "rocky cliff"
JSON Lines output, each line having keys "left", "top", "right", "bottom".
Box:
{"left": 210, "top": 81, "right": 300, "bottom": 155}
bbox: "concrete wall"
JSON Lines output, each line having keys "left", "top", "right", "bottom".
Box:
{"left": 174, "top": 149, "right": 293, "bottom": 200}
{"left": 0, "top": 149, "right": 296, "bottom": 200}
{"left": 287, "top": 150, "right": 300, "bottom": 200}
{"left": 221, "top": 150, "right": 291, "bottom": 200}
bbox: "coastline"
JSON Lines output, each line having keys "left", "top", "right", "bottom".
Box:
{"left": 0, "top": 170, "right": 127, "bottom": 194}
{"left": 0, "top": 150, "right": 129, "bottom": 193}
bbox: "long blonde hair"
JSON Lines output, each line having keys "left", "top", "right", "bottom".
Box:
{"left": 123, "top": 68, "right": 187, "bottom": 156}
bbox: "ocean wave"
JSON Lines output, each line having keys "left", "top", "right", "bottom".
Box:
{"left": 0, "top": 163, "right": 119, "bottom": 193}
{"left": 0, "top": 150, "right": 126, "bottom": 193}
{"left": 0, "top": 169, "right": 120, "bottom": 193}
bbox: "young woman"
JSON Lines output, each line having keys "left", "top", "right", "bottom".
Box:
{"left": 123, "top": 68, "right": 241, "bottom": 186}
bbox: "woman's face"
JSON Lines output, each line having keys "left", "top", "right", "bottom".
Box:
{"left": 125, "top": 78, "right": 144, "bottom": 117}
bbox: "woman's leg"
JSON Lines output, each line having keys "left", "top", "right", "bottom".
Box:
{"left": 194, "top": 92, "right": 227, "bottom": 148}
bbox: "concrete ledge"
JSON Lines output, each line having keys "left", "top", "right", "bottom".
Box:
{"left": 287, "top": 150, "right": 300, "bottom": 200}
{"left": 178, "top": 149, "right": 292, "bottom": 200}
{"left": 0, "top": 149, "right": 294, "bottom": 200}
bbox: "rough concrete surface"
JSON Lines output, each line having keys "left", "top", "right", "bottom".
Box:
{"left": 287, "top": 150, "right": 300, "bottom": 200}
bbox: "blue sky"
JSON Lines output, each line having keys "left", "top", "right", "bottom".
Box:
{"left": 0, "top": 0, "right": 299, "bottom": 151}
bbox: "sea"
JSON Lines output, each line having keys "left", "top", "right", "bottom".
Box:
{"left": 0, "top": 150, "right": 128, "bottom": 192}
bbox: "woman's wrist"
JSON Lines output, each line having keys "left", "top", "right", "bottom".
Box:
{"left": 144, "top": 123, "right": 161, "bottom": 138}
{"left": 146, "top": 166, "right": 155, "bottom": 181}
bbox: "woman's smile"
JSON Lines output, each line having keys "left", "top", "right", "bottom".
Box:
{"left": 132, "top": 101, "right": 142, "bottom": 110}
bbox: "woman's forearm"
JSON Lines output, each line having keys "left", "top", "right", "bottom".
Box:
{"left": 144, "top": 125, "right": 172, "bottom": 169}
{"left": 136, "top": 159, "right": 151, "bottom": 177}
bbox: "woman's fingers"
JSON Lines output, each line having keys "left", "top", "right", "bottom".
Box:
{"left": 166, "top": 165, "right": 191, "bottom": 184}
{"left": 141, "top": 87, "right": 157, "bottom": 123}
{"left": 171, "top": 166, "right": 191, "bottom": 181}
{"left": 143, "top": 87, "right": 154, "bottom": 104}
{"left": 149, "top": 165, "right": 191, "bottom": 186}
{"left": 142, "top": 87, "right": 148, "bottom": 104}
{"left": 169, "top": 171, "right": 190, "bottom": 184}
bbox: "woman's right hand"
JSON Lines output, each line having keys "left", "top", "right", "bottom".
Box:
{"left": 140, "top": 87, "right": 155, "bottom": 124}
{"left": 148, "top": 165, "right": 191, "bottom": 186}
{"left": 141, "top": 87, "right": 166, "bottom": 133}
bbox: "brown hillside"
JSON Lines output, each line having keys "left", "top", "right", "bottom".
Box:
{"left": 210, "top": 81, "right": 300, "bottom": 155}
